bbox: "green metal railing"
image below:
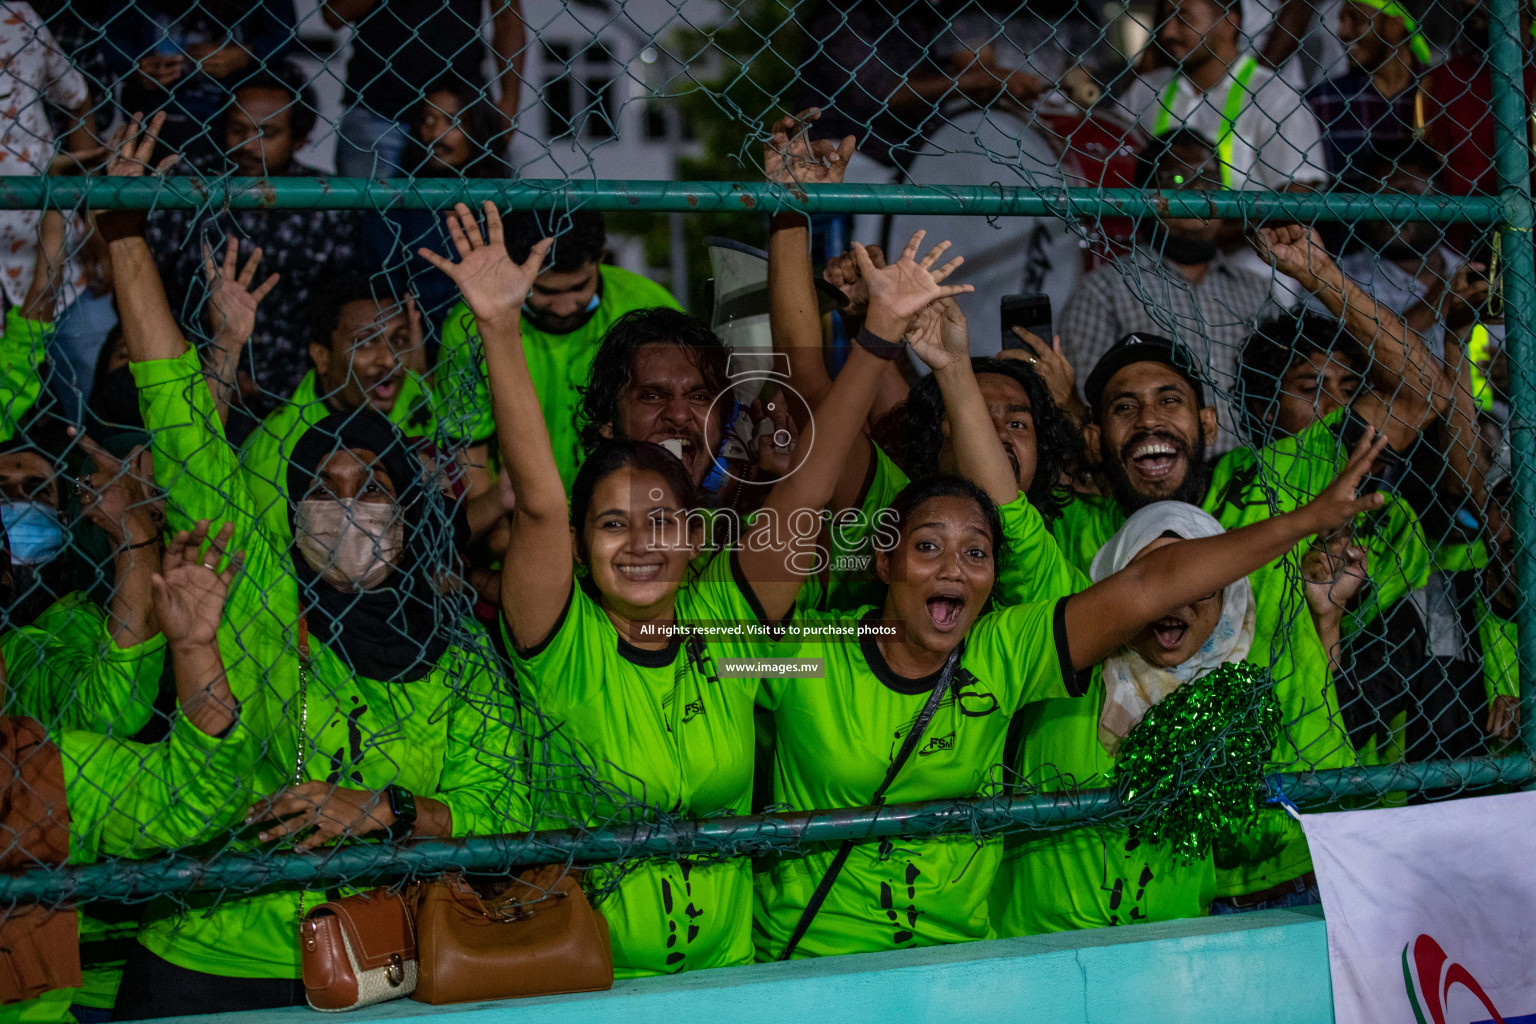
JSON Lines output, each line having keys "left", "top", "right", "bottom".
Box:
{"left": 4, "top": 758, "right": 1532, "bottom": 904}
{"left": 4, "top": 0, "right": 1535, "bottom": 910}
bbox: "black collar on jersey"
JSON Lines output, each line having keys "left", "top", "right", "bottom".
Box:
{"left": 859, "top": 610, "right": 964, "bottom": 696}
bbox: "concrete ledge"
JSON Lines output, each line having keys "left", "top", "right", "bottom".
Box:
{"left": 174, "top": 907, "right": 1334, "bottom": 1024}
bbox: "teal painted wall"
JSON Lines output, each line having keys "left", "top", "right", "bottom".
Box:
{"left": 178, "top": 907, "right": 1334, "bottom": 1024}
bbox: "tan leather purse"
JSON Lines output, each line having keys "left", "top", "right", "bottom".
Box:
{"left": 412, "top": 865, "right": 613, "bottom": 1005}
{"left": 301, "top": 888, "right": 419, "bottom": 1012}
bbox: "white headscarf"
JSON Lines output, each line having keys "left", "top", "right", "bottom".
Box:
{"left": 1089, "top": 501, "right": 1256, "bottom": 753}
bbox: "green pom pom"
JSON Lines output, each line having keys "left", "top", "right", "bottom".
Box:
{"left": 1110, "top": 661, "right": 1282, "bottom": 862}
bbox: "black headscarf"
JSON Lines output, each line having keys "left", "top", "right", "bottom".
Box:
{"left": 285, "top": 410, "right": 463, "bottom": 682}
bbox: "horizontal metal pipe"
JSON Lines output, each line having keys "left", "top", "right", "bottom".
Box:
{"left": 0, "top": 177, "right": 1508, "bottom": 222}
{"left": 4, "top": 758, "right": 1530, "bottom": 904}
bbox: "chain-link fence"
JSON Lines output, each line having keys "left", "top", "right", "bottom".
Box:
{"left": 0, "top": 0, "right": 1532, "bottom": 1013}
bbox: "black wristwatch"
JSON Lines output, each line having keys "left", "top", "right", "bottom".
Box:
{"left": 385, "top": 785, "right": 417, "bottom": 841}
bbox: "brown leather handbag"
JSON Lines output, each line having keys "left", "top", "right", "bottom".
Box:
{"left": 412, "top": 865, "right": 613, "bottom": 1005}
{"left": 301, "top": 888, "right": 420, "bottom": 1012}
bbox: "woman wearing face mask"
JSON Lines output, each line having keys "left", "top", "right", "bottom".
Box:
{"left": 0, "top": 518, "right": 268, "bottom": 1024}
{"left": 421, "top": 202, "right": 973, "bottom": 976}
{"left": 99, "top": 114, "right": 530, "bottom": 1019}
{"left": 990, "top": 502, "right": 1258, "bottom": 936}
{"left": 754, "top": 435, "right": 1387, "bottom": 960}
{"left": 2, "top": 432, "right": 169, "bottom": 741}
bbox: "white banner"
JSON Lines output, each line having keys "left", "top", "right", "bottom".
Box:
{"left": 1301, "top": 791, "right": 1536, "bottom": 1024}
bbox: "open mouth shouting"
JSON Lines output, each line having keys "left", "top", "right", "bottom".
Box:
{"left": 925, "top": 589, "right": 967, "bottom": 633}
{"left": 652, "top": 432, "right": 705, "bottom": 475}
{"left": 1149, "top": 615, "right": 1189, "bottom": 652}
{"left": 363, "top": 372, "right": 404, "bottom": 409}
{"left": 1120, "top": 432, "right": 1188, "bottom": 485}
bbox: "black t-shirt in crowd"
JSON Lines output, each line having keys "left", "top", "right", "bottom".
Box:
{"left": 343, "top": 0, "right": 486, "bottom": 122}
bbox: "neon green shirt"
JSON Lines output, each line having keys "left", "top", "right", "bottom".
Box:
{"left": 1, "top": 591, "right": 166, "bottom": 736}
{"left": 508, "top": 549, "right": 767, "bottom": 978}
{"left": 754, "top": 599, "right": 1082, "bottom": 959}
{"left": 993, "top": 665, "right": 1215, "bottom": 936}
{"left": 130, "top": 350, "right": 529, "bottom": 980}
{"left": 435, "top": 265, "right": 683, "bottom": 490}
{"left": 239, "top": 367, "right": 437, "bottom": 542}
{"left": 0, "top": 307, "right": 49, "bottom": 444}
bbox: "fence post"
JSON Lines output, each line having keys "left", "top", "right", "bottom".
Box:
{"left": 1486, "top": 0, "right": 1536, "bottom": 761}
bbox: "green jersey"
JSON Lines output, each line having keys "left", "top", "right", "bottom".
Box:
{"left": 0, "top": 307, "right": 48, "bottom": 444}
{"left": 2, "top": 591, "right": 166, "bottom": 735}
{"left": 809, "top": 445, "right": 1086, "bottom": 613}
{"left": 435, "top": 266, "right": 682, "bottom": 491}
{"left": 508, "top": 549, "right": 768, "bottom": 978}
{"left": 239, "top": 367, "right": 438, "bottom": 542}
{"left": 992, "top": 666, "right": 1214, "bottom": 936}
{"left": 754, "top": 599, "right": 1083, "bottom": 959}
{"left": 130, "top": 350, "right": 528, "bottom": 979}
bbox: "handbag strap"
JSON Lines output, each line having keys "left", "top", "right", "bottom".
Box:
{"left": 777, "top": 646, "right": 962, "bottom": 961}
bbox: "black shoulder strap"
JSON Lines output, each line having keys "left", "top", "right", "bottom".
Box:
{"left": 777, "top": 646, "right": 962, "bottom": 961}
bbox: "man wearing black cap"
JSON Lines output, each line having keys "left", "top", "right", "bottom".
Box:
{"left": 1058, "top": 221, "right": 1446, "bottom": 571}
{"left": 1047, "top": 220, "right": 1452, "bottom": 914}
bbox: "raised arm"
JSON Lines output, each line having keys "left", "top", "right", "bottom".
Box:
{"left": 490, "top": 0, "right": 527, "bottom": 129}
{"left": 104, "top": 114, "right": 260, "bottom": 541}
{"left": 101, "top": 114, "right": 191, "bottom": 366}
{"left": 418, "top": 203, "right": 560, "bottom": 648}
{"left": 201, "top": 240, "right": 279, "bottom": 427}
{"left": 905, "top": 297, "right": 1017, "bottom": 506}
{"left": 1259, "top": 224, "right": 1447, "bottom": 450}
{"left": 1061, "top": 433, "right": 1389, "bottom": 670}
{"left": 743, "top": 232, "right": 973, "bottom": 620}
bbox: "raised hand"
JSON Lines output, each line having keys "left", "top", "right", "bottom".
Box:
{"left": 1000, "top": 329, "right": 1078, "bottom": 413}
{"left": 1299, "top": 432, "right": 1389, "bottom": 535}
{"left": 418, "top": 201, "right": 552, "bottom": 327}
{"left": 104, "top": 112, "right": 179, "bottom": 178}
{"left": 204, "top": 239, "right": 279, "bottom": 342}
{"left": 859, "top": 230, "right": 973, "bottom": 342}
{"left": 76, "top": 434, "right": 157, "bottom": 546}
{"left": 823, "top": 244, "right": 884, "bottom": 318}
{"left": 765, "top": 108, "right": 855, "bottom": 191}
{"left": 905, "top": 296, "right": 969, "bottom": 373}
{"left": 1300, "top": 529, "right": 1369, "bottom": 621}
{"left": 750, "top": 390, "right": 801, "bottom": 480}
{"left": 1440, "top": 261, "right": 1490, "bottom": 332}
{"left": 1255, "top": 223, "right": 1333, "bottom": 290}
{"left": 152, "top": 521, "right": 239, "bottom": 650}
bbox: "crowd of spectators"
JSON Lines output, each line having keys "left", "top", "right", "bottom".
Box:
{"left": 0, "top": 0, "right": 1526, "bottom": 1019}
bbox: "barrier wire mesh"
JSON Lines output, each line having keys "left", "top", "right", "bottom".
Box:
{"left": 0, "top": 0, "right": 1529, "bottom": 1008}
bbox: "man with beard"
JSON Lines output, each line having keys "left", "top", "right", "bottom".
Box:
{"left": 1053, "top": 221, "right": 1452, "bottom": 912}
{"left": 1059, "top": 130, "right": 1278, "bottom": 451}
{"left": 1304, "top": 0, "right": 1430, "bottom": 190}
{"left": 435, "top": 209, "right": 682, "bottom": 495}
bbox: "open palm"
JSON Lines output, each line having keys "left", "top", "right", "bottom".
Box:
{"left": 418, "top": 201, "right": 551, "bottom": 326}
{"left": 204, "top": 238, "right": 279, "bottom": 341}
{"left": 153, "top": 521, "right": 238, "bottom": 649}
{"left": 859, "top": 230, "right": 973, "bottom": 338}
{"left": 765, "top": 108, "right": 855, "bottom": 189}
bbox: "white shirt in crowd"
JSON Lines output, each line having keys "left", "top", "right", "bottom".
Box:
{"left": 0, "top": 1, "right": 89, "bottom": 309}
{"left": 1118, "top": 61, "right": 1328, "bottom": 191}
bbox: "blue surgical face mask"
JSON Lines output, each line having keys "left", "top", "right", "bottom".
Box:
{"left": 0, "top": 501, "right": 65, "bottom": 567}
